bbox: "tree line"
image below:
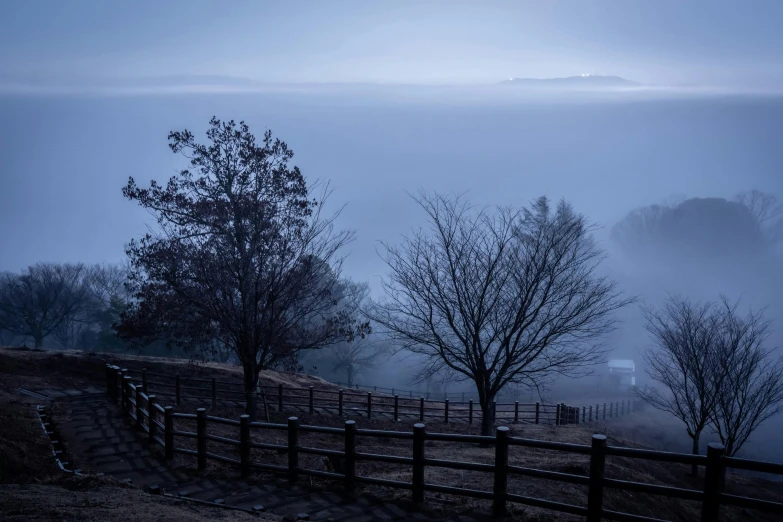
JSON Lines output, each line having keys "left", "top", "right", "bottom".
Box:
{"left": 2, "top": 117, "right": 781, "bottom": 445}
{"left": 0, "top": 263, "right": 128, "bottom": 351}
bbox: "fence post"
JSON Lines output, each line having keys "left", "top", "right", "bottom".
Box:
{"left": 148, "top": 395, "right": 157, "bottom": 444}
{"left": 492, "top": 401, "right": 497, "bottom": 424}
{"left": 444, "top": 399, "right": 449, "bottom": 424}
{"left": 535, "top": 402, "right": 540, "bottom": 424}
{"left": 105, "top": 365, "right": 112, "bottom": 400}
{"left": 196, "top": 408, "right": 207, "bottom": 470}
{"left": 514, "top": 401, "right": 519, "bottom": 424}
{"left": 394, "top": 395, "right": 399, "bottom": 422}
{"left": 120, "top": 371, "right": 127, "bottom": 410}
{"left": 419, "top": 397, "right": 425, "bottom": 422}
{"left": 589, "top": 405, "right": 593, "bottom": 422}
{"left": 175, "top": 375, "right": 181, "bottom": 405}
{"left": 163, "top": 406, "right": 174, "bottom": 460}
{"left": 344, "top": 420, "right": 356, "bottom": 494}
{"left": 409, "top": 390, "right": 413, "bottom": 399}
{"left": 338, "top": 389, "right": 344, "bottom": 417}
{"left": 309, "top": 386, "right": 314, "bottom": 414}
{"left": 105, "top": 364, "right": 112, "bottom": 396}
{"left": 164, "top": 406, "right": 174, "bottom": 460}
{"left": 587, "top": 434, "right": 607, "bottom": 522}
{"left": 412, "top": 423, "right": 425, "bottom": 503}
{"left": 702, "top": 443, "right": 725, "bottom": 522}
{"left": 469, "top": 400, "right": 474, "bottom": 424}
{"left": 278, "top": 384, "right": 284, "bottom": 412}
{"left": 142, "top": 368, "right": 148, "bottom": 393}
{"left": 135, "top": 385, "right": 143, "bottom": 430}
{"left": 125, "top": 376, "right": 133, "bottom": 415}
{"left": 610, "top": 402, "right": 614, "bottom": 419}
{"left": 114, "top": 369, "right": 122, "bottom": 404}
{"left": 288, "top": 417, "right": 299, "bottom": 483}
{"left": 240, "top": 414, "right": 250, "bottom": 478}
{"left": 493, "top": 426, "right": 510, "bottom": 518}
{"left": 555, "top": 404, "right": 561, "bottom": 426}
{"left": 367, "top": 393, "right": 372, "bottom": 420}
{"left": 603, "top": 403, "right": 606, "bottom": 420}
{"left": 211, "top": 378, "right": 217, "bottom": 405}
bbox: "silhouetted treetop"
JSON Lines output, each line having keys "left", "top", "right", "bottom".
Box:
{"left": 612, "top": 193, "right": 781, "bottom": 259}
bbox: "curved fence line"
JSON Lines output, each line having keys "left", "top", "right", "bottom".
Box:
{"left": 123, "top": 365, "right": 634, "bottom": 426}
{"left": 104, "top": 363, "right": 783, "bottom": 522}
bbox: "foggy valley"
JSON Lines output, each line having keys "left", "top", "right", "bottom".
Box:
{"left": 2, "top": 2, "right": 783, "bottom": 521}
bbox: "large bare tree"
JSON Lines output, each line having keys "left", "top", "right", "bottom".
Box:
{"left": 711, "top": 299, "right": 783, "bottom": 456}
{"left": 0, "top": 263, "right": 90, "bottom": 348}
{"left": 117, "top": 118, "right": 368, "bottom": 418}
{"left": 369, "top": 193, "right": 632, "bottom": 435}
{"left": 637, "top": 296, "right": 725, "bottom": 475}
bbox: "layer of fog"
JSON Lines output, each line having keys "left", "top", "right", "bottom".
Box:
{"left": 1, "top": 86, "right": 782, "bottom": 461}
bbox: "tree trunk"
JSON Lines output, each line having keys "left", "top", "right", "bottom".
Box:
{"left": 33, "top": 335, "right": 43, "bottom": 349}
{"left": 347, "top": 364, "right": 355, "bottom": 388}
{"left": 691, "top": 430, "right": 701, "bottom": 477}
{"left": 480, "top": 397, "right": 495, "bottom": 436}
{"left": 243, "top": 360, "right": 258, "bottom": 421}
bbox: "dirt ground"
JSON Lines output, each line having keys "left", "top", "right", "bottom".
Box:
{"left": 0, "top": 482, "right": 278, "bottom": 521}
{"left": 2, "top": 347, "right": 782, "bottom": 521}
{"left": 0, "top": 348, "right": 282, "bottom": 521}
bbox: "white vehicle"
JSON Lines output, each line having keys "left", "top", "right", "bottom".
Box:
{"left": 607, "top": 359, "right": 636, "bottom": 388}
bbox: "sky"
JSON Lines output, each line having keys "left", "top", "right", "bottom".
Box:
{"left": 2, "top": 1, "right": 783, "bottom": 88}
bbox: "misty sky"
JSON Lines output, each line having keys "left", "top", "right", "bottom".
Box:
{"left": 2, "top": 1, "right": 783, "bottom": 87}
{"left": 1, "top": 1, "right": 783, "bottom": 287}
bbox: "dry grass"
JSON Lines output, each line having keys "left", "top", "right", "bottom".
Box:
{"left": 0, "top": 391, "right": 59, "bottom": 484}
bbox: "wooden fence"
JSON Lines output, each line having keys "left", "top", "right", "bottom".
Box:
{"left": 335, "top": 380, "right": 631, "bottom": 404}
{"left": 118, "top": 365, "right": 636, "bottom": 427}
{"left": 105, "top": 363, "right": 783, "bottom": 521}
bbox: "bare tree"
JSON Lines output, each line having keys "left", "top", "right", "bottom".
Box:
{"left": 295, "top": 279, "right": 377, "bottom": 383}
{"left": 117, "top": 118, "right": 368, "bottom": 419}
{"left": 86, "top": 263, "right": 131, "bottom": 307}
{"left": 327, "top": 336, "right": 387, "bottom": 388}
{"left": 638, "top": 296, "right": 726, "bottom": 474}
{"left": 0, "top": 263, "right": 91, "bottom": 348}
{"left": 711, "top": 299, "right": 783, "bottom": 456}
{"left": 611, "top": 203, "right": 671, "bottom": 254}
{"left": 369, "top": 193, "right": 632, "bottom": 435}
{"left": 735, "top": 189, "right": 783, "bottom": 242}
{"left": 48, "top": 264, "right": 131, "bottom": 351}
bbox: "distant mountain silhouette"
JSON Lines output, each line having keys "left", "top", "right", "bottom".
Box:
{"left": 500, "top": 75, "right": 640, "bottom": 88}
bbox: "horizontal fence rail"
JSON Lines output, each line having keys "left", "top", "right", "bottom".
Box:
{"left": 104, "top": 363, "right": 783, "bottom": 522}
{"left": 113, "top": 364, "right": 637, "bottom": 428}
